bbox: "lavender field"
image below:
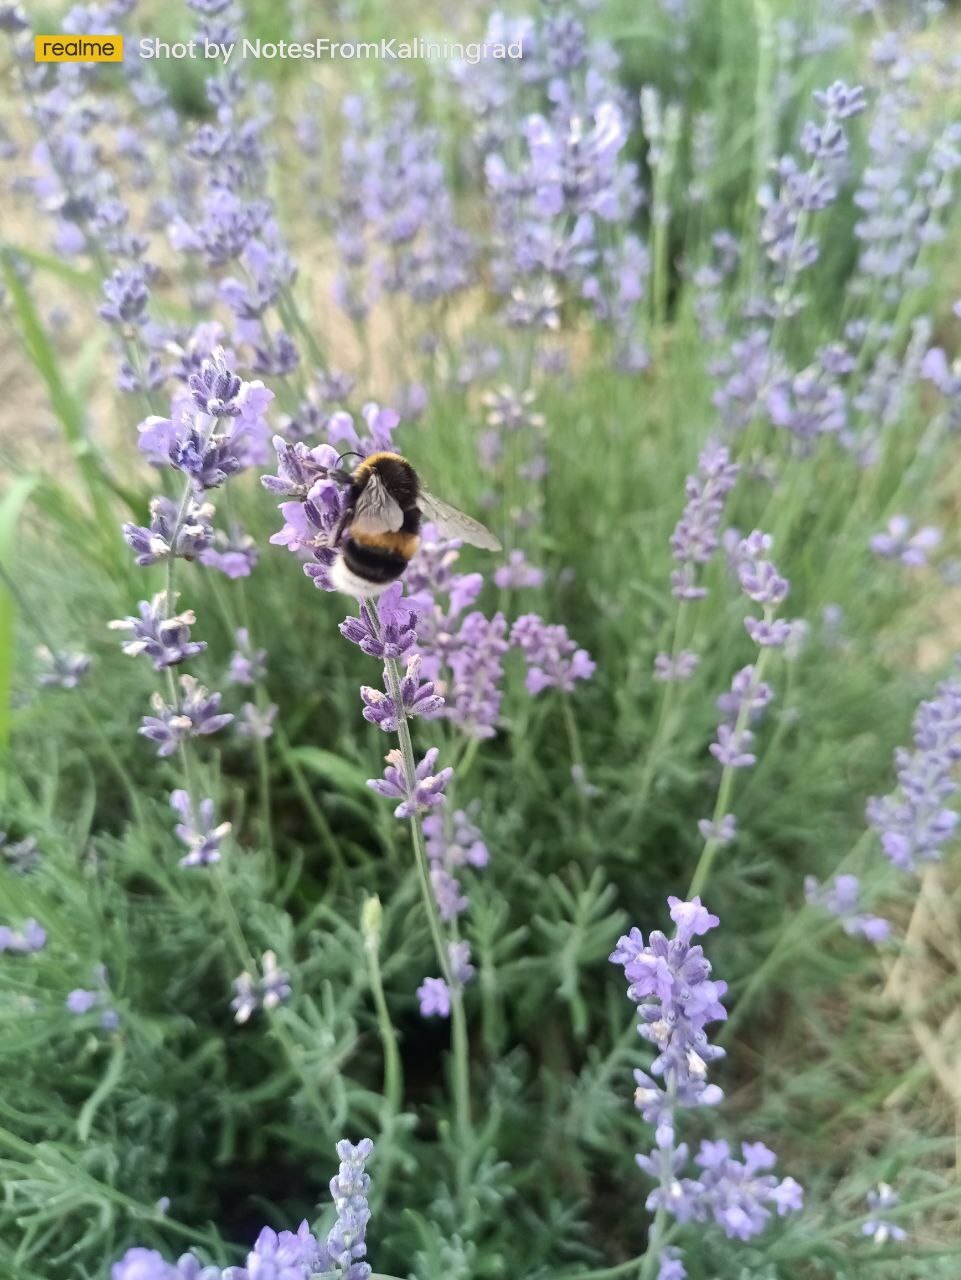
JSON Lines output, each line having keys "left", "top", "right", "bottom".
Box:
{"left": 1, "top": 1, "right": 960, "bottom": 1277}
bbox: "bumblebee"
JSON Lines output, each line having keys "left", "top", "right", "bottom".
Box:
{"left": 325, "top": 451, "right": 501, "bottom": 597}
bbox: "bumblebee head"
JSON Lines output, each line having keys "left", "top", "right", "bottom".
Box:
{"left": 328, "top": 451, "right": 364, "bottom": 485}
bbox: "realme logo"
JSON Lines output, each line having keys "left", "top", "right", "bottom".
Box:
{"left": 35, "top": 34, "right": 123, "bottom": 62}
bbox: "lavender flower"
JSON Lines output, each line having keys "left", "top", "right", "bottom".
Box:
{"left": 66, "top": 989, "right": 98, "bottom": 1014}
{"left": 716, "top": 666, "right": 773, "bottom": 723}
{"left": 0, "top": 919, "right": 46, "bottom": 954}
{"left": 325, "top": 1138, "right": 374, "bottom": 1280}
{"left": 123, "top": 496, "right": 214, "bottom": 566}
{"left": 424, "top": 808, "right": 489, "bottom": 924}
{"left": 36, "top": 646, "right": 91, "bottom": 689}
{"left": 341, "top": 586, "right": 419, "bottom": 660}
{"left": 417, "top": 976, "right": 451, "bottom": 1018}
{"left": 236, "top": 702, "right": 277, "bottom": 740}
{"left": 66, "top": 965, "right": 118, "bottom": 1028}
{"left": 654, "top": 651, "right": 700, "bottom": 682}
{"left": 866, "top": 668, "right": 961, "bottom": 871}
{"left": 228, "top": 629, "right": 267, "bottom": 686}
{"left": 0, "top": 833, "right": 39, "bottom": 873}
{"left": 171, "top": 790, "right": 231, "bottom": 867}
{"left": 709, "top": 724, "right": 757, "bottom": 769}
{"left": 199, "top": 525, "right": 260, "bottom": 578}
{"left": 140, "top": 677, "right": 233, "bottom": 757}
{"left": 493, "top": 550, "right": 545, "bottom": 590}
{"left": 734, "top": 533, "right": 796, "bottom": 649}
{"left": 697, "top": 815, "right": 737, "bottom": 845}
{"left": 360, "top": 655, "right": 444, "bottom": 732}
{"left": 803, "top": 874, "right": 890, "bottom": 942}
{"left": 446, "top": 612, "right": 509, "bottom": 738}
{"left": 368, "top": 746, "right": 453, "bottom": 820}
{"left": 112, "top": 1139, "right": 375, "bottom": 1279}
{"left": 611, "top": 897, "right": 727, "bottom": 1147}
{"left": 510, "top": 614, "right": 595, "bottom": 695}
{"left": 669, "top": 442, "right": 739, "bottom": 599}
{"left": 261, "top": 436, "right": 341, "bottom": 499}
{"left": 231, "top": 951, "right": 291, "bottom": 1023}
{"left": 870, "top": 515, "right": 941, "bottom": 567}
{"left": 109, "top": 594, "right": 206, "bottom": 670}
{"left": 693, "top": 1140, "right": 804, "bottom": 1240}
{"left": 862, "top": 1182, "right": 907, "bottom": 1244}
{"left": 613, "top": 899, "right": 801, "bottom": 1270}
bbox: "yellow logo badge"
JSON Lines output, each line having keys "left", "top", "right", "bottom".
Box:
{"left": 35, "top": 34, "right": 123, "bottom": 62}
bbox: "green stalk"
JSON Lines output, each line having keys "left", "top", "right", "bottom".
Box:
{"left": 687, "top": 640, "right": 774, "bottom": 898}
{"left": 373, "top": 610, "right": 474, "bottom": 1206}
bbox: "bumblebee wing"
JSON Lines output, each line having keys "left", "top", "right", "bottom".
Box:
{"left": 418, "top": 489, "right": 502, "bottom": 551}
{"left": 351, "top": 472, "right": 405, "bottom": 535}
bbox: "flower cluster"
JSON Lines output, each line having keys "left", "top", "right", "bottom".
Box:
{"left": 231, "top": 951, "right": 292, "bottom": 1024}
{"left": 66, "top": 965, "right": 119, "bottom": 1030}
{"left": 734, "top": 531, "right": 795, "bottom": 649}
{"left": 866, "top": 667, "right": 961, "bottom": 872}
{"left": 804, "top": 874, "right": 890, "bottom": 943}
{"left": 0, "top": 832, "right": 40, "bottom": 874}
{"left": 510, "top": 614, "right": 595, "bottom": 695}
{"left": 870, "top": 515, "right": 941, "bottom": 568}
{"left": 611, "top": 899, "right": 801, "bottom": 1273}
{"left": 862, "top": 1182, "right": 907, "bottom": 1245}
{"left": 35, "top": 646, "right": 91, "bottom": 690}
{"left": 0, "top": 919, "right": 46, "bottom": 955}
{"left": 667, "top": 441, "right": 739, "bottom": 603}
{"left": 111, "top": 1139, "right": 375, "bottom": 1280}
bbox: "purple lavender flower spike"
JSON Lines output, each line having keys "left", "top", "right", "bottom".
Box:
{"left": 866, "top": 668, "right": 961, "bottom": 872}
{"left": 417, "top": 976, "right": 452, "bottom": 1018}
{"left": 341, "top": 585, "right": 419, "bottom": 660}
{"left": 735, "top": 532, "right": 789, "bottom": 606}
{"left": 697, "top": 815, "right": 737, "bottom": 845}
{"left": 231, "top": 950, "right": 291, "bottom": 1022}
{"left": 669, "top": 442, "right": 739, "bottom": 600}
{"left": 66, "top": 989, "right": 98, "bottom": 1015}
{"left": 493, "top": 550, "right": 545, "bottom": 591}
{"left": 123, "top": 496, "right": 214, "bottom": 567}
{"left": 326, "top": 1138, "right": 374, "bottom": 1280}
{"left": 199, "top": 524, "right": 260, "bottom": 578}
{"left": 36, "top": 646, "right": 91, "bottom": 689}
{"left": 261, "top": 435, "right": 341, "bottom": 498}
{"left": 870, "top": 515, "right": 941, "bottom": 568}
{"left": 170, "top": 790, "right": 231, "bottom": 867}
{"left": 862, "top": 1183, "right": 907, "bottom": 1244}
{"left": 109, "top": 593, "right": 206, "bottom": 670}
{"left": 654, "top": 650, "right": 700, "bottom": 682}
{"left": 804, "top": 874, "right": 890, "bottom": 942}
{"left": 716, "top": 666, "right": 773, "bottom": 723}
{"left": 511, "top": 614, "right": 595, "bottom": 695}
{"left": 694, "top": 1140, "right": 804, "bottom": 1240}
{"left": 0, "top": 833, "right": 39, "bottom": 873}
{"left": 709, "top": 724, "right": 757, "bottom": 769}
{"left": 228, "top": 629, "right": 267, "bottom": 686}
{"left": 613, "top": 899, "right": 801, "bottom": 1269}
{"left": 368, "top": 746, "right": 453, "bottom": 820}
{"left": 0, "top": 919, "right": 46, "bottom": 954}
{"left": 236, "top": 702, "right": 277, "bottom": 741}
{"left": 657, "top": 1249, "right": 687, "bottom": 1280}
{"left": 360, "top": 655, "right": 444, "bottom": 732}
{"left": 140, "top": 677, "right": 233, "bottom": 757}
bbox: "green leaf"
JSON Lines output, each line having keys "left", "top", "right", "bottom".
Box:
{"left": 0, "top": 475, "right": 38, "bottom": 756}
{"left": 0, "top": 249, "right": 86, "bottom": 448}
{"left": 291, "top": 746, "right": 373, "bottom": 795}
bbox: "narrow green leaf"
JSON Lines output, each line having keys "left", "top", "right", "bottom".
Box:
{"left": 291, "top": 746, "right": 373, "bottom": 795}
{"left": 0, "top": 249, "right": 86, "bottom": 447}
{"left": 0, "top": 475, "right": 38, "bottom": 755}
